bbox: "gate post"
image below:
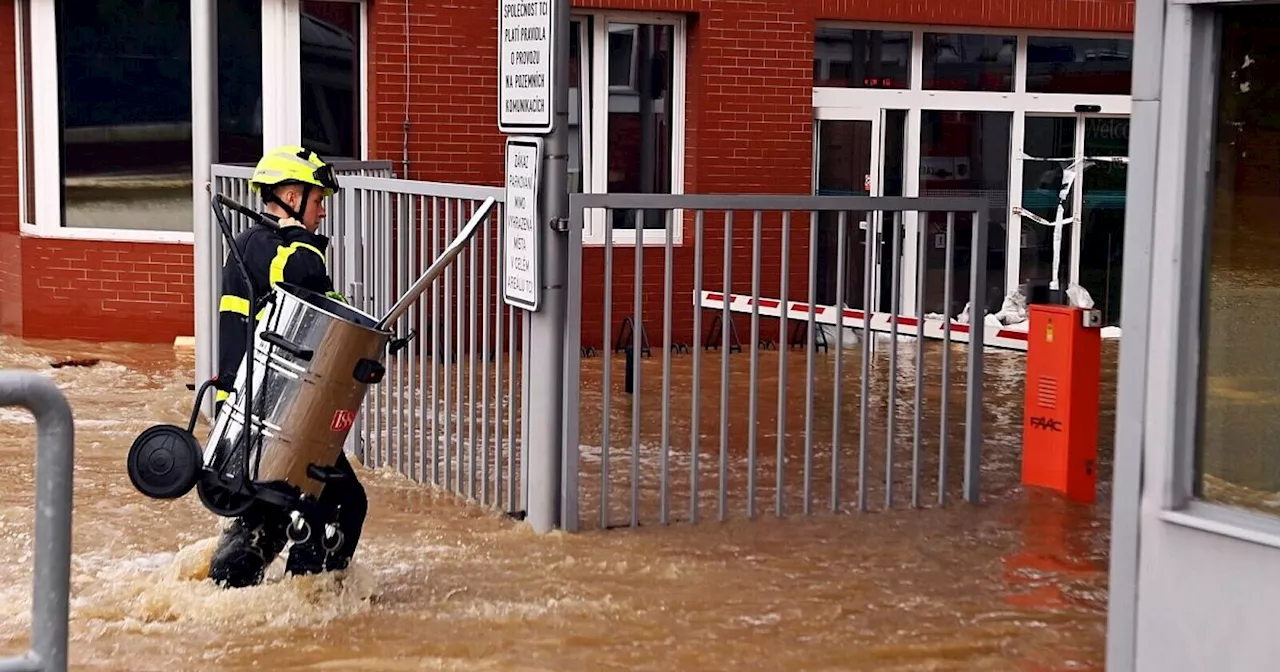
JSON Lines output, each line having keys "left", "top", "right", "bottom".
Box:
{"left": 519, "top": 0, "right": 572, "bottom": 533}
{"left": 0, "top": 371, "right": 75, "bottom": 672}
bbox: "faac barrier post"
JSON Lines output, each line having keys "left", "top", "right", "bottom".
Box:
{"left": 1021, "top": 304, "right": 1103, "bottom": 504}
{"left": 0, "top": 371, "right": 74, "bottom": 672}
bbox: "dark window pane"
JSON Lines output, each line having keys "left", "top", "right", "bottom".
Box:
{"left": 1019, "top": 116, "right": 1076, "bottom": 302}
{"left": 301, "top": 0, "right": 361, "bottom": 159}
{"left": 219, "top": 0, "right": 262, "bottom": 165}
{"left": 1026, "top": 36, "right": 1132, "bottom": 95}
{"left": 923, "top": 33, "right": 1016, "bottom": 92}
{"left": 1197, "top": 5, "right": 1280, "bottom": 516}
{"left": 20, "top": 0, "right": 34, "bottom": 224}
{"left": 919, "top": 111, "right": 1011, "bottom": 318}
{"left": 813, "top": 27, "right": 911, "bottom": 89}
{"left": 607, "top": 23, "right": 673, "bottom": 231}
{"left": 56, "top": 0, "right": 192, "bottom": 231}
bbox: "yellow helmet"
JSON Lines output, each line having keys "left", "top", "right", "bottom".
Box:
{"left": 249, "top": 145, "right": 340, "bottom": 198}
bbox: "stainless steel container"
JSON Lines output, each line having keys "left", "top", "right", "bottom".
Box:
{"left": 203, "top": 283, "right": 392, "bottom": 505}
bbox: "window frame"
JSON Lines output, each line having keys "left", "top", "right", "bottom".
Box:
{"left": 1146, "top": 1, "right": 1280, "bottom": 548}
{"left": 574, "top": 10, "right": 688, "bottom": 248}
{"left": 15, "top": 0, "right": 370, "bottom": 244}
{"left": 813, "top": 21, "right": 1134, "bottom": 303}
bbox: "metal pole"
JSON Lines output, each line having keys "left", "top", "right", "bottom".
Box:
{"left": 524, "top": 0, "right": 571, "bottom": 533}
{"left": 0, "top": 372, "right": 75, "bottom": 672}
{"left": 192, "top": 0, "right": 219, "bottom": 421}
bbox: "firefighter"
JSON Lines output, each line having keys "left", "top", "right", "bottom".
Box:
{"left": 207, "top": 145, "right": 368, "bottom": 589}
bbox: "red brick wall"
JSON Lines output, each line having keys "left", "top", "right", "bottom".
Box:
{"left": 0, "top": 1, "right": 20, "bottom": 336}
{"left": 367, "top": 0, "right": 1133, "bottom": 350}
{"left": 0, "top": 0, "right": 1133, "bottom": 345}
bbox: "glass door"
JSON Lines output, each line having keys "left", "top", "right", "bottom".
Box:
{"left": 1075, "top": 115, "right": 1128, "bottom": 327}
{"left": 1017, "top": 113, "right": 1129, "bottom": 326}
{"left": 812, "top": 108, "right": 907, "bottom": 314}
{"left": 814, "top": 108, "right": 881, "bottom": 312}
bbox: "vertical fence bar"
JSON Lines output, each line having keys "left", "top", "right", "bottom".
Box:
{"left": 804, "top": 211, "right": 817, "bottom": 515}
{"left": 690, "top": 210, "right": 704, "bottom": 524}
{"left": 886, "top": 211, "right": 902, "bottom": 510}
{"left": 964, "top": 208, "right": 988, "bottom": 504}
{"left": 482, "top": 200, "right": 493, "bottom": 506}
{"left": 431, "top": 196, "right": 442, "bottom": 486}
{"left": 939, "top": 212, "right": 955, "bottom": 506}
{"left": 495, "top": 210, "right": 507, "bottom": 507}
{"left": 521, "top": 310, "right": 532, "bottom": 513}
{"left": 601, "top": 208, "right": 613, "bottom": 528}
{"left": 858, "top": 208, "right": 875, "bottom": 511}
{"left": 378, "top": 191, "right": 391, "bottom": 467}
{"left": 832, "top": 211, "right": 847, "bottom": 512}
{"left": 455, "top": 200, "right": 466, "bottom": 495}
{"left": 718, "top": 210, "right": 733, "bottom": 521}
{"left": 747, "top": 210, "right": 762, "bottom": 519}
{"left": 660, "top": 205, "right": 674, "bottom": 525}
{"left": 507, "top": 302, "right": 517, "bottom": 512}
{"left": 394, "top": 193, "right": 404, "bottom": 476}
{"left": 443, "top": 201, "right": 455, "bottom": 490}
{"left": 630, "top": 210, "right": 644, "bottom": 529}
{"left": 912, "top": 210, "right": 927, "bottom": 508}
{"left": 775, "top": 211, "right": 790, "bottom": 518}
{"left": 407, "top": 194, "right": 418, "bottom": 481}
{"left": 469, "top": 200, "right": 480, "bottom": 500}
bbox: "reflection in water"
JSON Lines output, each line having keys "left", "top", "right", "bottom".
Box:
{"left": 0, "top": 334, "right": 1114, "bottom": 669}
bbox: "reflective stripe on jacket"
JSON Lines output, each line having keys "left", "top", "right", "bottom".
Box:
{"left": 215, "top": 214, "right": 336, "bottom": 396}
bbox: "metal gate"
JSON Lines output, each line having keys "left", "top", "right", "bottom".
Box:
{"left": 203, "top": 166, "right": 531, "bottom": 514}
{"left": 561, "top": 194, "right": 994, "bottom": 531}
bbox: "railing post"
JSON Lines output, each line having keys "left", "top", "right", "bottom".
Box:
{"left": 0, "top": 371, "right": 75, "bottom": 672}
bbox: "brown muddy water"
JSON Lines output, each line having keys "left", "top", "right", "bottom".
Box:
{"left": 0, "top": 333, "right": 1116, "bottom": 671}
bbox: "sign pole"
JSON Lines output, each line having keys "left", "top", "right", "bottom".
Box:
{"left": 498, "top": 0, "right": 568, "bottom": 532}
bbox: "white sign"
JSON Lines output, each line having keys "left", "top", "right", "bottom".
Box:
{"left": 498, "top": 0, "right": 553, "bottom": 134}
{"left": 502, "top": 137, "right": 542, "bottom": 311}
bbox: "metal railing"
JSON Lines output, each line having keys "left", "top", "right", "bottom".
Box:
{"left": 338, "top": 176, "right": 529, "bottom": 513}
{"left": 562, "top": 194, "right": 992, "bottom": 532}
{"left": 0, "top": 372, "right": 74, "bottom": 672}
{"left": 202, "top": 167, "right": 531, "bottom": 514}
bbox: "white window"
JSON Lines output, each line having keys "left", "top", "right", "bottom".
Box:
{"left": 15, "top": 0, "right": 367, "bottom": 244}
{"left": 569, "top": 11, "right": 688, "bottom": 246}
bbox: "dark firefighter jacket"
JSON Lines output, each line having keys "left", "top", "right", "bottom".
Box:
{"left": 215, "top": 214, "right": 339, "bottom": 401}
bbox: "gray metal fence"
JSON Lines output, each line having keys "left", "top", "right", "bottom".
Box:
{"left": 336, "top": 176, "right": 529, "bottom": 513}
{"left": 202, "top": 167, "right": 531, "bottom": 514}
{"left": 0, "top": 371, "right": 74, "bottom": 672}
{"left": 562, "top": 194, "right": 991, "bottom": 532}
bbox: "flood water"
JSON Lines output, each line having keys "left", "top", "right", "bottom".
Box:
{"left": 0, "top": 333, "right": 1116, "bottom": 671}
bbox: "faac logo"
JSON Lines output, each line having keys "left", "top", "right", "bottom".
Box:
{"left": 331, "top": 409, "right": 357, "bottom": 432}
{"left": 1030, "top": 416, "right": 1063, "bottom": 433}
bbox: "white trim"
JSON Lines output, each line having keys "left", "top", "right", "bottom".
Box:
{"left": 263, "top": 0, "right": 303, "bottom": 151}
{"left": 13, "top": 0, "right": 29, "bottom": 227}
{"left": 18, "top": 0, "right": 198, "bottom": 243}
{"left": 579, "top": 10, "right": 687, "bottom": 247}
{"left": 360, "top": 0, "right": 369, "bottom": 161}
{"left": 29, "top": 0, "right": 59, "bottom": 238}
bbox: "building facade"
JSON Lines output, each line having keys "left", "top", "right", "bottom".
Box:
{"left": 0, "top": 0, "right": 1133, "bottom": 345}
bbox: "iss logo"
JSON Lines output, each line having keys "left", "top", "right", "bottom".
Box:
{"left": 331, "top": 409, "right": 357, "bottom": 432}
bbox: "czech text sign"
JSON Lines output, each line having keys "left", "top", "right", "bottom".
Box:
{"left": 502, "top": 137, "right": 542, "bottom": 311}
{"left": 498, "top": 0, "right": 553, "bottom": 134}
